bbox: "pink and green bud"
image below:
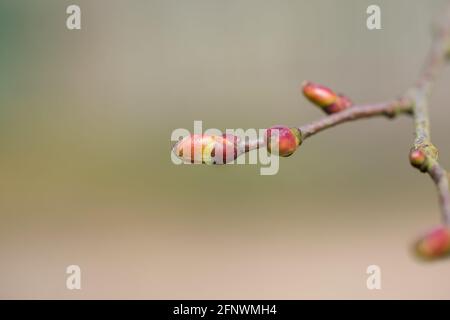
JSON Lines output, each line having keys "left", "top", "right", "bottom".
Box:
{"left": 173, "top": 134, "right": 239, "bottom": 165}
{"left": 302, "top": 81, "right": 338, "bottom": 107}
{"left": 409, "top": 149, "right": 427, "bottom": 171}
{"left": 414, "top": 226, "right": 450, "bottom": 260}
{"left": 265, "top": 125, "right": 302, "bottom": 157}
{"left": 302, "top": 82, "right": 353, "bottom": 114}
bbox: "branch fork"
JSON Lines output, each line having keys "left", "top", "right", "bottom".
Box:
{"left": 173, "top": 2, "right": 450, "bottom": 260}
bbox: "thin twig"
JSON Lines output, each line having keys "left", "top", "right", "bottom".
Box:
{"left": 178, "top": 2, "right": 450, "bottom": 230}
{"left": 298, "top": 99, "right": 412, "bottom": 139}
{"left": 294, "top": 1, "right": 450, "bottom": 225}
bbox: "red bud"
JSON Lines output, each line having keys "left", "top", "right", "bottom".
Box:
{"left": 173, "top": 134, "right": 239, "bottom": 165}
{"left": 302, "top": 82, "right": 352, "bottom": 114}
{"left": 302, "top": 82, "right": 338, "bottom": 108}
{"left": 414, "top": 226, "right": 450, "bottom": 260}
{"left": 409, "top": 149, "right": 427, "bottom": 170}
{"left": 265, "top": 126, "right": 302, "bottom": 157}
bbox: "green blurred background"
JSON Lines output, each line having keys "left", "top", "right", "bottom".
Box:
{"left": 1, "top": 0, "right": 450, "bottom": 299}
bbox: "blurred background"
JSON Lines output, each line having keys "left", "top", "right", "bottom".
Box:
{"left": 1, "top": 0, "right": 450, "bottom": 299}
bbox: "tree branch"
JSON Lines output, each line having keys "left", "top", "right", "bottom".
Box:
{"left": 295, "top": 2, "right": 450, "bottom": 227}
{"left": 174, "top": 2, "right": 450, "bottom": 258}
{"left": 297, "top": 99, "right": 412, "bottom": 140}
{"left": 407, "top": 2, "right": 450, "bottom": 225}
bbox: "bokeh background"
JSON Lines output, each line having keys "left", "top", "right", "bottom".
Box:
{"left": 1, "top": 0, "right": 450, "bottom": 299}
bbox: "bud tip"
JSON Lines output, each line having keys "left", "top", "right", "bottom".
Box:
{"left": 414, "top": 226, "right": 450, "bottom": 260}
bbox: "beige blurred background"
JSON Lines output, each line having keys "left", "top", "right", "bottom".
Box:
{"left": 1, "top": 0, "right": 450, "bottom": 299}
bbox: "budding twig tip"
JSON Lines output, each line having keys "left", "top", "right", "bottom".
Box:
{"left": 302, "top": 81, "right": 353, "bottom": 115}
